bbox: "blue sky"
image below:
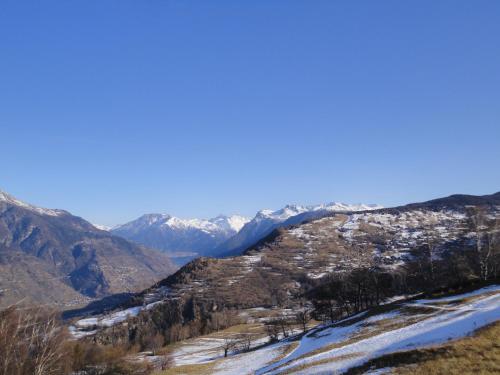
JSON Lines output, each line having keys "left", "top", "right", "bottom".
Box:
{"left": 1, "top": 1, "right": 499, "bottom": 226}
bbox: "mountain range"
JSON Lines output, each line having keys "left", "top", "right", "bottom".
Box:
{"left": 112, "top": 214, "right": 249, "bottom": 262}
{"left": 3, "top": 188, "right": 499, "bottom": 374}
{"left": 112, "top": 202, "right": 382, "bottom": 262}
{"left": 0, "top": 190, "right": 176, "bottom": 309}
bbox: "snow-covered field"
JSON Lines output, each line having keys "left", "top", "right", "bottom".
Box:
{"left": 168, "top": 323, "right": 281, "bottom": 368}
{"left": 172, "top": 337, "right": 228, "bottom": 366}
{"left": 173, "top": 285, "right": 500, "bottom": 374}
{"left": 69, "top": 301, "right": 163, "bottom": 336}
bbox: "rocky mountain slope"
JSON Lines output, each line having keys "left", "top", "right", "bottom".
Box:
{"left": 0, "top": 190, "right": 176, "bottom": 309}
{"left": 213, "top": 202, "right": 383, "bottom": 257}
{"left": 112, "top": 214, "right": 249, "bottom": 260}
{"left": 72, "top": 192, "right": 499, "bottom": 346}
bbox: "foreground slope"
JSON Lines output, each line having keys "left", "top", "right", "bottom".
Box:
{"left": 0, "top": 190, "right": 176, "bottom": 309}
{"left": 210, "top": 285, "right": 500, "bottom": 374}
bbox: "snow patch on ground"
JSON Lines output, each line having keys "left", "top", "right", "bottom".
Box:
{"left": 214, "top": 341, "right": 289, "bottom": 375}
{"left": 257, "top": 285, "right": 500, "bottom": 374}
{"left": 172, "top": 337, "right": 226, "bottom": 366}
{"left": 70, "top": 301, "right": 163, "bottom": 337}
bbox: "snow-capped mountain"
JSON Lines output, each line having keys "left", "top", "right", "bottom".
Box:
{"left": 112, "top": 202, "right": 382, "bottom": 262}
{"left": 111, "top": 214, "right": 250, "bottom": 259}
{"left": 0, "top": 190, "right": 66, "bottom": 217}
{"left": 213, "top": 202, "right": 383, "bottom": 256}
{"left": 92, "top": 224, "right": 112, "bottom": 231}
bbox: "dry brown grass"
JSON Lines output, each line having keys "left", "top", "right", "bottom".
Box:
{"left": 395, "top": 322, "right": 500, "bottom": 375}
{"left": 280, "top": 352, "right": 363, "bottom": 374}
{"left": 272, "top": 341, "right": 300, "bottom": 363}
{"left": 343, "top": 321, "right": 500, "bottom": 375}
{"left": 212, "top": 323, "right": 264, "bottom": 335}
{"left": 156, "top": 361, "right": 217, "bottom": 375}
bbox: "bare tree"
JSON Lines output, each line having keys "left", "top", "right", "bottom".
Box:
{"left": 264, "top": 321, "right": 280, "bottom": 343}
{"left": 146, "top": 333, "right": 164, "bottom": 356}
{"left": 0, "top": 306, "right": 68, "bottom": 375}
{"left": 210, "top": 311, "right": 223, "bottom": 331}
{"left": 485, "top": 215, "right": 500, "bottom": 279}
{"left": 295, "top": 309, "right": 312, "bottom": 333}
{"left": 312, "top": 298, "right": 341, "bottom": 324}
{"left": 155, "top": 354, "right": 173, "bottom": 371}
{"left": 425, "top": 225, "right": 438, "bottom": 282}
{"left": 221, "top": 336, "right": 239, "bottom": 358}
{"left": 488, "top": 216, "right": 500, "bottom": 279}
{"left": 467, "top": 206, "right": 499, "bottom": 281}
{"left": 238, "top": 333, "right": 257, "bottom": 352}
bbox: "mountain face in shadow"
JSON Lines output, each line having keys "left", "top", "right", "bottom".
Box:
{"left": 0, "top": 190, "right": 176, "bottom": 310}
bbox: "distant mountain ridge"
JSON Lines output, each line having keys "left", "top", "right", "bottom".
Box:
{"left": 112, "top": 213, "right": 250, "bottom": 259}
{"left": 111, "top": 202, "right": 382, "bottom": 260}
{"left": 0, "top": 190, "right": 175, "bottom": 309}
{"left": 0, "top": 190, "right": 67, "bottom": 217}
{"left": 213, "top": 202, "right": 383, "bottom": 256}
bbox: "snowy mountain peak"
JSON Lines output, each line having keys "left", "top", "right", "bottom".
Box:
{"left": 216, "top": 200, "right": 384, "bottom": 256}
{"left": 115, "top": 213, "right": 250, "bottom": 234}
{"left": 256, "top": 206, "right": 307, "bottom": 221}
{"left": 322, "top": 202, "right": 384, "bottom": 212}
{"left": 209, "top": 215, "right": 250, "bottom": 232}
{"left": 140, "top": 213, "right": 171, "bottom": 223}
{"left": 256, "top": 209, "right": 275, "bottom": 217}
{"left": 151, "top": 215, "right": 248, "bottom": 233}
{"left": 163, "top": 216, "right": 213, "bottom": 231}
{"left": 112, "top": 200, "right": 382, "bottom": 260}
{"left": 112, "top": 213, "right": 250, "bottom": 258}
{"left": 92, "top": 224, "right": 111, "bottom": 231}
{"left": 254, "top": 202, "right": 382, "bottom": 223}
{"left": 0, "top": 189, "right": 65, "bottom": 217}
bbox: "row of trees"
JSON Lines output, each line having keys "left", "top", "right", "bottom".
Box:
{"left": 309, "top": 268, "right": 395, "bottom": 324}
{"left": 221, "top": 333, "right": 259, "bottom": 357}
{"left": 94, "top": 298, "right": 243, "bottom": 356}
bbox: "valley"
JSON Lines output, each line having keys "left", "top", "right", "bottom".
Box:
{"left": 1, "top": 191, "right": 499, "bottom": 375}
{"left": 61, "top": 192, "right": 500, "bottom": 374}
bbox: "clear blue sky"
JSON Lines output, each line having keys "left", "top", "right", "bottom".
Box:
{"left": 1, "top": 1, "right": 499, "bottom": 226}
